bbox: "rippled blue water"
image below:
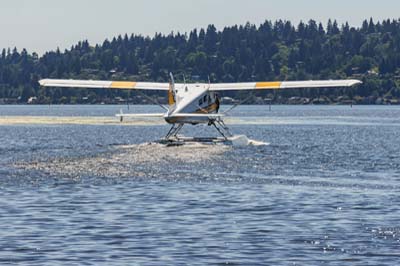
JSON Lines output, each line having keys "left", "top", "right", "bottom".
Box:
{"left": 1, "top": 105, "right": 400, "bottom": 265}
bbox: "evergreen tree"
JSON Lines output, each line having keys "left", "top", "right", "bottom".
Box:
{"left": 0, "top": 19, "right": 399, "bottom": 104}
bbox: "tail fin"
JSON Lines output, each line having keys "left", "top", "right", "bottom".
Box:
{"left": 168, "top": 72, "right": 176, "bottom": 107}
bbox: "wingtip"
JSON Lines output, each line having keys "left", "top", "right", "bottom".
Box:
{"left": 348, "top": 79, "right": 362, "bottom": 86}
{"left": 38, "top": 79, "right": 46, "bottom": 86}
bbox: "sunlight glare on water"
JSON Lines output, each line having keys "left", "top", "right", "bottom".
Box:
{"left": 1, "top": 105, "right": 400, "bottom": 265}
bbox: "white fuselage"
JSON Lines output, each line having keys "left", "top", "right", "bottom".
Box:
{"left": 164, "top": 83, "right": 219, "bottom": 124}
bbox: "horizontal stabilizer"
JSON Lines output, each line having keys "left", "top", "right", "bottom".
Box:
{"left": 169, "top": 113, "right": 225, "bottom": 118}
{"left": 115, "top": 113, "right": 165, "bottom": 118}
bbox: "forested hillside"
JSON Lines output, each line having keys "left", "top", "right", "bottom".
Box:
{"left": 1, "top": 18, "right": 400, "bottom": 104}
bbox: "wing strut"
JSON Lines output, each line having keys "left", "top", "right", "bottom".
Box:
{"left": 135, "top": 90, "right": 168, "bottom": 111}
{"left": 222, "top": 93, "right": 255, "bottom": 115}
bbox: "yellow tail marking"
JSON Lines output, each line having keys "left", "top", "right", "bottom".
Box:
{"left": 110, "top": 81, "right": 137, "bottom": 89}
{"left": 255, "top": 81, "right": 282, "bottom": 89}
{"left": 168, "top": 84, "right": 175, "bottom": 106}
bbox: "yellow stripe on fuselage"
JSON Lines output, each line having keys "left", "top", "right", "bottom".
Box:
{"left": 110, "top": 81, "right": 137, "bottom": 89}
{"left": 255, "top": 81, "right": 282, "bottom": 89}
{"left": 196, "top": 103, "right": 218, "bottom": 113}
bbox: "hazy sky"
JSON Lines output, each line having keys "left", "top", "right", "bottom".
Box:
{"left": 1, "top": 0, "right": 399, "bottom": 54}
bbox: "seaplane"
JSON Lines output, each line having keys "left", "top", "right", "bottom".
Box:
{"left": 39, "top": 74, "right": 361, "bottom": 145}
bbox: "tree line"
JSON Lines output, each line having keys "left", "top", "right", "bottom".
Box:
{"left": 1, "top": 18, "right": 400, "bottom": 104}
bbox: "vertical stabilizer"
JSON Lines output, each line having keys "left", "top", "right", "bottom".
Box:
{"left": 168, "top": 72, "right": 177, "bottom": 107}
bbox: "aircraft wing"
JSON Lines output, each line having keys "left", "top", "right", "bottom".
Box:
{"left": 209, "top": 80, "right": 361, "bottom": 91}
{"left": 169, "top": 113, "right": 224, "bottom": 118}
{"left": 39, "top": 79, "right": 170, "bottom": 91}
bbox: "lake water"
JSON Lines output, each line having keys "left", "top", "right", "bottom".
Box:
{"left": 1, "top": 105, "right": 400, "bottom": 265}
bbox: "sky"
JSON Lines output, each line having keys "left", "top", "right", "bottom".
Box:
{"left": 1, "top": 0, "right": 399, "bottom": 54}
